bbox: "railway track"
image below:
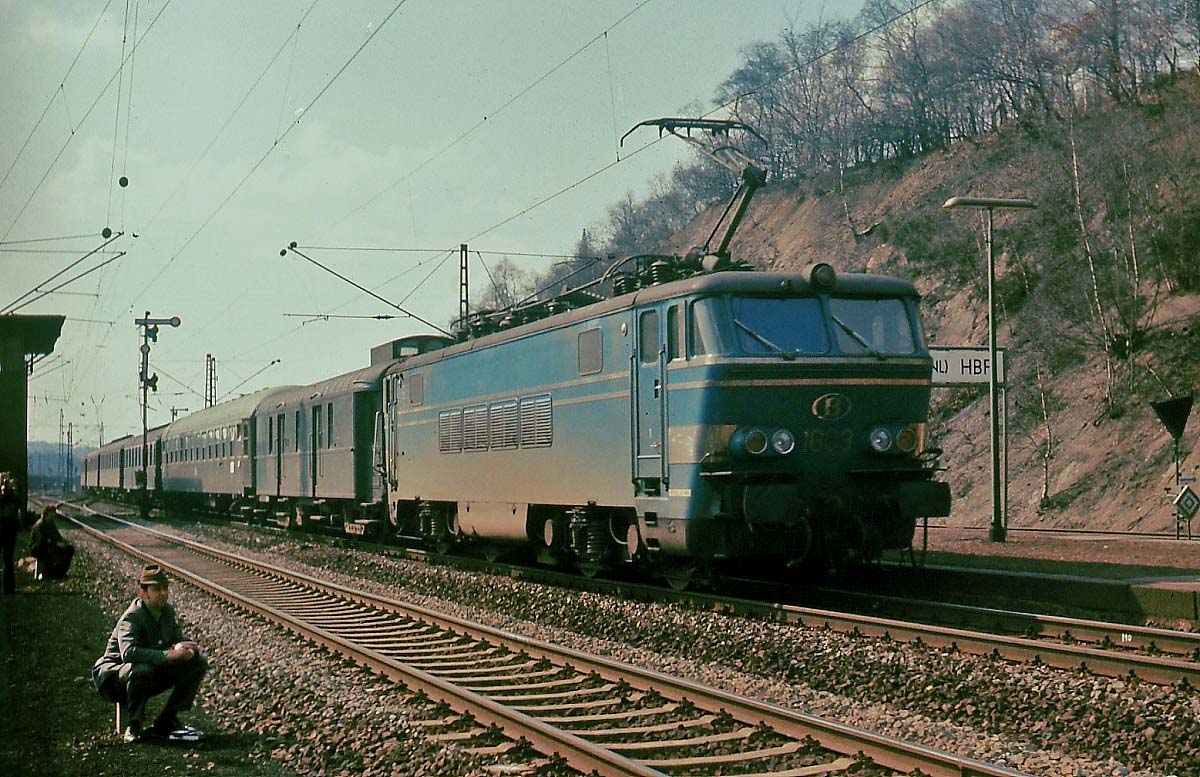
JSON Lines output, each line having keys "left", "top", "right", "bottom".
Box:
{"left": 61, "top": 495, "right": 1200, "bottom": 688}
{"left": 63, "top": 503, "right": 1027, "bottom": 777}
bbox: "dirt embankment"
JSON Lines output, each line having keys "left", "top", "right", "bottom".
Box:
{"left": 662, "top": 82, "right": 1200, "bottom": 535}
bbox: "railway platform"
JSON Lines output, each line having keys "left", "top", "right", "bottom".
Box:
{"left": 883, "top": 526, "right": 1200, "bottom": 625}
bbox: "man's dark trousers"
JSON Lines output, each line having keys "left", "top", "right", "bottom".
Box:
{"left": 118, "top": 653, "right": 208, "bottom": 726}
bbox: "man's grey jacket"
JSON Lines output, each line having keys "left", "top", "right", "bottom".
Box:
{"left": 91, "top": 598, "right": 188, "bottom": 694}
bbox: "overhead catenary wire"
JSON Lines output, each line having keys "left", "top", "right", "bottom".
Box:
{"left": 0, "top": 0, "right": 175, "bottom": 244}
{"left": 459, "top": 0, "right": 952, "bottom": 250}
{"left": 128, "top": 0, "right": 408, "bottom": 311}
{"left": 227, "top": 249, "right": 446, "bottom": 364}
{"left": 331, "top": 0, "right": 658, "bottom": 229}
{"left": 0, "top": 233, "right": 100, "bottom": 245}
{"left": 604, "top": 30, "right": 621, "bottom": 162}
{"left": 296, "top": 244, "right": 602, "bottom": 261}
{"left": 151, "top": 363, "right": 206, "bottom": 401}
{"left": 220, "top": 358, "right": 282, "bottom": 401}
{"left": 138, "top": 0, "right": 323, "bottom": 238}
{"left": 107, "top": 0, "right": 133, "bottom": 229}
{"left": 119, "top": 0, "right": 141, "bottom": 231}
{"left": 284, "top": 244, "right": 452, "bottom": 336}
{"left": 1, "top": 231, "right": 124, "bottom": 314}
{"left": 4, "top": 251, "right": 129, "bottom": 315}
{"left": 0, "top": 0, "right": 116, "bottom": 198}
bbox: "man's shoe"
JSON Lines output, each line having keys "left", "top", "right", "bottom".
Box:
{"left": 150, "top": 714, "right": 184, "bottom": 737}
{"left": 122, "top": 722, "right": 143, "bottom": 743}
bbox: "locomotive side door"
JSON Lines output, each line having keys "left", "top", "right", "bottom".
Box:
{"left": 634, "top": 307, "right": 667, "bottom": 488}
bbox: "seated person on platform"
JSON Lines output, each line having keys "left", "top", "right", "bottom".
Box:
{"left": 29, "top": 504, "right": 74, "bottom": 579}
{"left": 91, "top": 564, "right": 208, "bottom": 742}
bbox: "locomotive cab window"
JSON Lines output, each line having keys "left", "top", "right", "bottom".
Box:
{"left": 828, "top": 297, "right": 917, "bottom": 356}
{"left": 638, "top": 310, "right": 659, "bottom": 364}
{"left": 689, "top": 297, "right": 728, "bottom": 356}
{"left": 666, "top": 305, "right": 684, "bottom": 361}
{"left": 731, "top": 296, "right": 829, "bottom": 355}
{"left": 577, "top": 328, "right": 602, "bottom": 375}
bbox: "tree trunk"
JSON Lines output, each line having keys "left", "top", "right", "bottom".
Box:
{"left": 1068, "top": 123, "right": 1115, "bottom": 407}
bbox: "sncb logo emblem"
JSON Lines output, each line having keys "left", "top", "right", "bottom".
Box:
{"left": 811, "top": 393, "right": 852, "bottom": 420}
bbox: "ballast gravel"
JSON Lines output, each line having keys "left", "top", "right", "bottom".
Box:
{"left": 73, "top": 537, "right": 505, "bottom": 776}
{"left": 123, "top": 522, "right": 1200, "bottom": 777}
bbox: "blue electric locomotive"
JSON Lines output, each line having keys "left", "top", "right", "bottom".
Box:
{"left": 381, "top": 262, "right": 948, "bottom": 581}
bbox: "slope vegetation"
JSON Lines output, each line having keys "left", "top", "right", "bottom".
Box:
{"left": 663, "top": 79, "right": 1200, "bottom": 533}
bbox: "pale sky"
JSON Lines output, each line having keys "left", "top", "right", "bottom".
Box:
{"left": 1, "top": 0, "right": 861, "bottom": 445}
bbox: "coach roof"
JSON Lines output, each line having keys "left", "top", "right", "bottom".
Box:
{"left": 261, "top": 362, "right": 390, "bottom": 410}
{"left": 165, "top": 386, "right": 297, "bottom": 436}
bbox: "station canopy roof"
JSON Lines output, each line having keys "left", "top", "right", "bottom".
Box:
{"left": 0, "top": 314, "right": 66, "bottom": 357}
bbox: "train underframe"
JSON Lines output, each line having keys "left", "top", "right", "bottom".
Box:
{"left": 83, "top": 471, "right": 945, "bottom": 585}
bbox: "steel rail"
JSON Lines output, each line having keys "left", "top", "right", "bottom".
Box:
{"left": 808, "top": 588, "right": 1200, "bottom": 660}
{"left": 65, "top": 505, "right": 1029, "bottom": 777}
{"left": 64, "top": 510, "right": 662, "bottom": 776}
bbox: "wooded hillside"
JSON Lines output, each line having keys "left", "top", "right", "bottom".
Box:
{"left": 663, "top": 78, "right": 1200, "bottom": 533}
{"left": 477, "top": 1, "right": 1200, "bottom": 532}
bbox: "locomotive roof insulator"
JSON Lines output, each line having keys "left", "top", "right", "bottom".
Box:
{"left": 647, "top": 259, "right": 675, "bottom": 286}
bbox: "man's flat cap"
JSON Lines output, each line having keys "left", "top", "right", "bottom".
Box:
{"left": 139, "top": 564, "right": 169, "bottom": 587}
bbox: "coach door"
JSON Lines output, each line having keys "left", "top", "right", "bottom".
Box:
{"left": 311, "top": 405, "right": 322, "bottom": 497}
{"left": 275, "top": 413, "right": 285, "bottom": 497}
{"left": 634, "top": 307, "right": 667, "bottom": 488}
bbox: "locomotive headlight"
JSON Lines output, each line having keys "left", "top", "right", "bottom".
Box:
{"left": 744, "top": 429, "right": 769, "bottom": 456}
{"left": 895, "top": 426, "right": 918, "bottom": 453}
{"left": 771, "top": 429, "right": 796, "bottom": 455}
{"left": 868, "top": 427, "right": 893, "bottom": 453}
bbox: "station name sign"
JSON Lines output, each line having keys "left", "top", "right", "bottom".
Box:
{"left": 929, "top": 347, "right": 1006, "bottom": 387}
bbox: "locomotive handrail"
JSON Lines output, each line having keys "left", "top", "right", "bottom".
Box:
{"left": 658, "top": 343, "right": 669, "bottom": 485}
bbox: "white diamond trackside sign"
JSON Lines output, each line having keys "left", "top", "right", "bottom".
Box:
{"left": 1175, "top": 486, "right": 1200, "bottom": 520}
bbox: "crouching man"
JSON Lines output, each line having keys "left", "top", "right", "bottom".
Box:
{"left": 91, "top": 564, "right": 208, "bottom": 742}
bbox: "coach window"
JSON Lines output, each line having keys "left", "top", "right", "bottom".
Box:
{"left": 638, "top": 310, "right": 659, "bottom": 364}
{"left": 268, "top": 417, "right": 274, "bottom": 454}
{"left": 295, "top": 410, "right": 301, "bottom": 451}
{"left": 327, "top": 402, "right": 334, "bottom": 447}
{"left": 314, "top": 405, "right": 324, "bottom": 449}
{"left": 667, "top": 305, "right": 684, "bottom": 361}
{"left": 577, "top": 328, "right": 602, "bottom": 375}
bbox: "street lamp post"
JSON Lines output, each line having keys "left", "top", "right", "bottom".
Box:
{"left": 134, "top": 312, "right": 181, "bottom": 519}
{"left": 943, "top": 196, "right": 1036, "bottom": 543}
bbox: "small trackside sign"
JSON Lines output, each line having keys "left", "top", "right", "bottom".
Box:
{"left": 929, "top": 347, "right": 1006, "bottom": 387}
{"left": 1175, "top": 486, "right": 1200, "bottom": 520}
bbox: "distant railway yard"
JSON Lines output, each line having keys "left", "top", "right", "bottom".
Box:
{"left": 3, "top": 497, "right": 1197, "bottom": 777}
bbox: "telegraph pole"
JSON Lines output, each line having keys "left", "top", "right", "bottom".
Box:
{"left": 134, "top": 312, "right": 181, "bottom": 519}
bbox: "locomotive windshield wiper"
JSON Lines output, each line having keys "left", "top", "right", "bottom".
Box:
{"left": 734, "top": 318, "right": 796, "bottom": 360}
{"left": 830, "top": 315, "right": 885, "bottom": 360}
